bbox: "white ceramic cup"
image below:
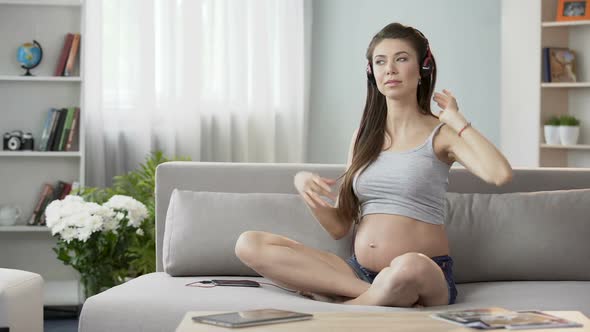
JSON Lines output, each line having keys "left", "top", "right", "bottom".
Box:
{"left": 0, "top": 205, "right": 21, "bottom": 226}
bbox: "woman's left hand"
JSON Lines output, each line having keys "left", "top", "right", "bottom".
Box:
{"left": 433, "top": 89, "right": 468, "bottom": 132}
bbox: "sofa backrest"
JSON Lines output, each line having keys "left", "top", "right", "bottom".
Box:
{"left": 156, "top": 162, "right": 590, "bottom": 282}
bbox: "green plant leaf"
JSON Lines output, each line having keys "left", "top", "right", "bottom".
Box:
{"left": 544, "top": 116, "right": 561, "bottom": 126}
{"left": 559, "top": 115, "right": 581, "bottom": 126}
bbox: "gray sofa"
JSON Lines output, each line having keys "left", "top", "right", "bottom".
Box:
{"left": 79, "top": 162, "right": 590, "bottom": 332}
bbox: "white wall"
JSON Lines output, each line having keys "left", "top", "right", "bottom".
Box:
{"left": 500, "top": 0, "right": 540, "bottom": 167}
{"left": 307, "top": 0, "right": 501, "bottom": 164}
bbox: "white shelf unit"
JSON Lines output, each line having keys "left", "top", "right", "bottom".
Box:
{"left": 0, "top": 0, "right": 85, "bottom": 306}
{"left": 542, "top": 20, "right": 590, "bottom": 27}
{"left": 501, "top": 0, "right": 590, "bottom": 167}
{"left": 0, "top": 151, "right": 82, "bottom": 157}
{"left": 541, "top": 143, "right": 590, "bottom": 150}
{"left": 0, "top": 75, "right": 82, "bottom": 82}
{"left": 0, "top": 0, "right": 81, "bottom": 5}
{"left": 539, "top": 1, "right": 590, "bottom": 167}
{"left": 0, "top": 225, "right": 51, "bottom": 232}
{"left": 541, "top": 82, "right": 590, "bottom": 88}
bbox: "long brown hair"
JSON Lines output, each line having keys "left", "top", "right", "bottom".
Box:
{"left": 335, "top": 22, "right": 438, "bottom": 225}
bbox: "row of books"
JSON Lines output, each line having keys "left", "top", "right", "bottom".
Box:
{"left": 542, "top": 47, "right": 577, "bottom": 83}
{"left": 28, "top": 180, "right": 79, "bottom": 226}
{"left": 29, "top": 180, "right": 80, "bottom": 225}
{"left": 38, "top": 107, "right": 80, "bottom": 152}
{"left": 54, "top": 33, "right": 81, "bottom": 77}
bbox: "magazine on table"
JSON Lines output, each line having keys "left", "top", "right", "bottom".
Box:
{"left": 431, "top": 307, "right": 583, "bottom": 330}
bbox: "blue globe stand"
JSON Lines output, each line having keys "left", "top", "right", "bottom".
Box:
{"left": 19, "top": 40, "right": 43, "bottom": 76}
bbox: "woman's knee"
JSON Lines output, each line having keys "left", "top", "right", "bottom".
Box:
{"left": 389, "top": 252, "right": 430, "bottom": 269}
{"left": 387, "top": 252, "right": 431, "bottom": 286}
{"left": 235, "top": 231, "right": 265, "bottom": 263}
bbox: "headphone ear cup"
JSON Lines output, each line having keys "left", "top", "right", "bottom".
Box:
{"left": 420, "top": 50, "right": 433, "bottom": 78}
{"left": 366, "top": 63, "right": 376, "bottom": 85}
{"left": 420, "top": 58, "right": 432, "bottom": 78}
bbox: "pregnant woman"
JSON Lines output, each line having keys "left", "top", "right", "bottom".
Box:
{"left": 235, "top": 22, "right": 513, "bottom": 307}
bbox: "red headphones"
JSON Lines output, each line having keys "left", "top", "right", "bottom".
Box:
{"left": 366, "top": 28, "right": 433, "bottom": 85}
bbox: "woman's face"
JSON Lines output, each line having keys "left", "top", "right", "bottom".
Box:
{"left": 371, "top": 38, "right": 421, "bottom": 99}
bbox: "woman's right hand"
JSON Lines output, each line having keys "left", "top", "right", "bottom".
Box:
{"left": 294, "top": 171, "right": 338, "bottom": 209}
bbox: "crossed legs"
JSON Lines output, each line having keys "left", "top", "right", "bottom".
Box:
{"left": 234, "top": 230, "right": 449, "bottom": 307}
{"left": 344, "top": 252, "right": 449, "bottom": 306}
{"left": 235, "top": 230, "right": 370, "bottom": 299}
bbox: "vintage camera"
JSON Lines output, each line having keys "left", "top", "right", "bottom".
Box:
{"left": 3, "top": 130, "right": 34, "bottom": 151}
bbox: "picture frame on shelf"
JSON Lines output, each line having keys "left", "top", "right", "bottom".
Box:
{"left": 556, "top": 0, "right": 590, "bottom": 21}
{"left": 544, "top": 47, "right": 577, "bottom": 83}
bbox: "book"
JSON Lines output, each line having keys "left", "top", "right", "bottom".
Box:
{"left": 38, "top": 108, "right": 55, "bottom": 151}
{"left": 37, "top": 194, "right": 53, "bottom": 226}
{"left": 64, "top": 33, "right": 80, "bottom": 77}
{"left": 53, "top": 181, "right": 67, "bottom": 200}
{"left": 548, "top": 48, "right": 577, "bottom": 83}
{"left": 59, "top": 182, "right": 72, "bottom": 199}
{"left": 431, "top": 307, "right": 583, "bottom": 330}
{"left": 65, "top": 107, "right": 79, "bottom": 151}
{"left": 58, "top": 107, "right": 75, "bottom": 151}
{"left": 43, "top": 108, "right": 59, "bottom": 151}
{"left": 28, "top": 183, "right": 54, "bottom": 225}
{"left": 542, "top": 47, "right": 551, "bottom": 83}
{"left": 46, "top": 108, "right": 63, "bottom": 151}
{"left": 54, "top": 33, "right": 74, "bottom": 76}
{"left": 50, "top": 108, "right": 67, "bottom": 151}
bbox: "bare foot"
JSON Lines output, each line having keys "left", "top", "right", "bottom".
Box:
{"left": 343, "top": 267, "right": 412, "bottom": 307}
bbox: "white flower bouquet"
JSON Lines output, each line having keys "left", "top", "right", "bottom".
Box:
{"left": 45, "top": 194, "right": 149, "bottom": 298}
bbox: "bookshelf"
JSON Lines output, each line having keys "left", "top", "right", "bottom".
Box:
{"left": 539, "top": 1, "right": 590, "bottom": 167}
{"left": 501, "top": 0, "right": 590, "bottom": 167}
{"left": 0, "top": 0, "right": 85, "bottom": 307}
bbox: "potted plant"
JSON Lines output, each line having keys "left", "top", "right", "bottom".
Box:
{"left": 559, "top": 115, "right": 581, "bottom": 145}
{"left": 45, "top": 195, "right": 149, "bottom": 299}
{"left": 544, "top": 116, "right": 561, "bottom": 145}
{"left": 49, "top": 151, "right": 190, "bottom": 299}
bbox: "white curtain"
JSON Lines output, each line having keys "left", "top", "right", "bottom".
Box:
{"left": 84, "top": 0, "right": 310, "bottom": 187}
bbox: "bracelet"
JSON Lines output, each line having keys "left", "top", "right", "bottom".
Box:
{"left": 458, "top": 122, "right": 472, "bottom": 137}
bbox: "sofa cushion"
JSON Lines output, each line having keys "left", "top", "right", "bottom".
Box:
{"left": 445, "top": 189, "right": 590, "bottom": 283}
{"left": 162, "top": 190, "right": 353, "bottom": 276}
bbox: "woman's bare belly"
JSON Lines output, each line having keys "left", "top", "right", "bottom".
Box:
{"left": 354, "top": 214, "right": 450, "bottom": 272}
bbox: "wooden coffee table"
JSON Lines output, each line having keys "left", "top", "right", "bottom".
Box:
{"left": 176, "top": 310, "right": 589, "bottom": 331}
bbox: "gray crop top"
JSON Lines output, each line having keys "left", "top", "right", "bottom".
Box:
{"left": 352, "top": 122, "right": 451, "bottom": 225}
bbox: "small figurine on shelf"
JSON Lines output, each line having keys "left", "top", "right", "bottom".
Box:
{"left": 17, "top": 40, "right": 43, "bottom": 76}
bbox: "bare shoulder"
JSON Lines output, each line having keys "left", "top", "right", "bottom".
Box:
{"left": 431, "top": 119, "right": 455, "bottom": 166}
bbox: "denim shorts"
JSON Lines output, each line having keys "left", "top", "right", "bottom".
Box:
{"left": 345, "top": 254, "right": 458, "bottom": 305}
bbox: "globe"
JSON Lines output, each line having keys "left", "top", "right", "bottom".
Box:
{"left": 17, "top": 40, "right": 43, "bottom": 76}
